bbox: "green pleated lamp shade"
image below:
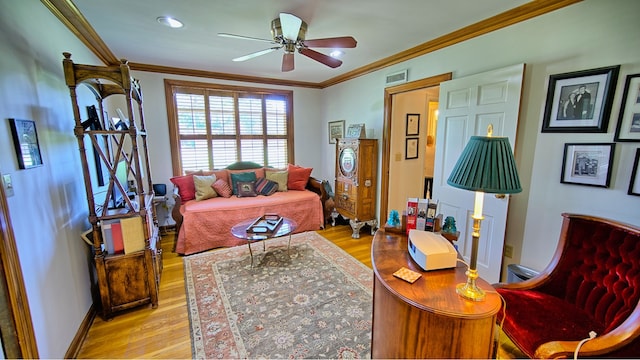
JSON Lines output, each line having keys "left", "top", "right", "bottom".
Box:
{"left": 447, "top": 136, "right": 522, "bottom": 194}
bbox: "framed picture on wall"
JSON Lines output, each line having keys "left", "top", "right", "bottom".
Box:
{"left": 541, "top": 65, "right": 620, "bottom": 133}
{"left": 9, "top": 118, "right": 43, "bottom": 169}
{"left": 629, "top": 148, "right": 640, "bottom": 196}
{"left": 406, "top": 114, "right": 420, "bottom": 136}
{"left": 328, "top": 120, "right": 345, "bottom": 144}
{"left": 561, "top": 143, "right": 615, "bottom": 188}
{"left": 405, "top": 137, "right": 419, "bottom": 159}
{"left": 614, "top": 73, "right": 640, "bottom": 142}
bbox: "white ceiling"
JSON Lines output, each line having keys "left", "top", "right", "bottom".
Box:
{"left": 72, "top": 0, "right": 531, "bottom": 84}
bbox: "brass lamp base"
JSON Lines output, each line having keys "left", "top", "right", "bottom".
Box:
{"left": 456, "top": 268, "right": 486, "bottom": 301}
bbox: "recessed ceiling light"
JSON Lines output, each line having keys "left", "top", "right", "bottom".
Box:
{"left": 157, "top": 16, "right": 183, "bottom": 29}
{"left": 330, "top": 50, "right": 344, "bottom": 58}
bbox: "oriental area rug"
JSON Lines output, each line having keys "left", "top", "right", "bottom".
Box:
{"left": 183, "top": 231, "right": 373, "bottom": 359}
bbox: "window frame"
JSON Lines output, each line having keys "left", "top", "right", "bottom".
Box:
{"left": 164, "top": 79, "right": 295, "bottom": 175}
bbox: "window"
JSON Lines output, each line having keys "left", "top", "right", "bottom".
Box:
{"left": 165, "top": 80, "right": 294, "bottom": 175}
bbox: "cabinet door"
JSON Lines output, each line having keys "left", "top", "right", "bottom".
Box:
{"left": 105, "top": 253, "right": 150, "bottom": 308}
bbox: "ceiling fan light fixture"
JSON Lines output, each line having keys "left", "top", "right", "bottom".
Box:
{"left": 330, "top": 50, "right": 344, "bottom": 58}
{"left": 157, "top": 16, "right": 183, "bottom": 29}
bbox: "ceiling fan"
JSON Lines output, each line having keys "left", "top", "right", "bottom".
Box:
{"left": 219, "top": 13, "right": 357, "bottom": 72}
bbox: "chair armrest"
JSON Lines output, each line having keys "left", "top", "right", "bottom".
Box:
{"left": 306, "top": 176, "right": 329, "bottom": 225}
{"left": 171, "top": 187, "right": 183, "bottom": 235}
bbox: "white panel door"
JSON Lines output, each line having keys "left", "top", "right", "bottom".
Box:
{"left": 433, "top": 64, "right": 524, "bottom": 283}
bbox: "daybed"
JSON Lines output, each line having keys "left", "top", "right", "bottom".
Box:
{"left": 170, "top": 162, "right": 328, "bottom": 255}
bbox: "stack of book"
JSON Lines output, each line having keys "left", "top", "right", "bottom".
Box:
{"left": 406, "top": 198, "right": 438, "bottom": 234}
{"left": 100, "top": 217, "right": 146, "bottom": 255}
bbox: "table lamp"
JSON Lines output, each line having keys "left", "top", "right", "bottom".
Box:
{"left": 446, "top": 125, "right": 521, "bottom": 301}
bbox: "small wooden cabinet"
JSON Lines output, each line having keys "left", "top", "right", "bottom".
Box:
{"left": 334, "top": 138, "right": 378, "bottom": 238}
{"left": 63, "top": 53, "right": 161, "bottom": 319}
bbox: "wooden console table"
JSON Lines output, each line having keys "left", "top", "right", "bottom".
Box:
{"left": 371, "top": 230, "right": 501, "bottom": 358}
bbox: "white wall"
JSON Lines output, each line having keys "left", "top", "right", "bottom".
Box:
{"left": 0, "top": 1, "right": 103, "bottom": 358}
{"left": 321, "top": 0, "right": 640, "bottom": 276}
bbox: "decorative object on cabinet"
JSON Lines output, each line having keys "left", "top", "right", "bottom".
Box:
{"left": 405, "top": 113, "right": 420, "bottom": 136}
{"left": 560, "top": 143, "right": 615, "bottom": 188}
{"left": 328, "top": 120, "right": 345, "bottom": 144}
{"left": 629, "top": 148, "right": 640, "bottom": 196}
{"left": 8, "top": 119, "right": 43, "bottom": 169}
{"left": 541, "top": 65, "right": 620, "bottom": 133}
{"left": 334, "top": 138, "right": 378, "bottom": 238}
{"left": 62, "top": 53, "right": 161, "bottom": 319}
{"left": 614, "top": 73, "right": 640, "bottom": 142}
{"left": 345, "top": 123, "right": 366, "bottom": 138}
{"left": 447, "top": 125, "right": 521, "bottom": 301}
{"left": 405, "top": 137, "right": 418, "bottom": 159}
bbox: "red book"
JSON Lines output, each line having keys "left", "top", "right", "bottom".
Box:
{"left": 406, "top": 197, "right": 418, "bottom": 235}
{"left": 111, "top": 221, "right": 125, "bottom": 254}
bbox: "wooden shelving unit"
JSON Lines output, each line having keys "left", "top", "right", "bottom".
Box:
{"left": 63, "top": 53, "right": 161, "bottom": 319}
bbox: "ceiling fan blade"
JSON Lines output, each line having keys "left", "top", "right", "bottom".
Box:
{"left": 233, "top": 47, "right": 281, "bottom": 62}
{"left": 282, "top": 53, "right": 294, "bottom": 72}
{"left": 279, "top": 13, "right": 302, "bottom": 40}
{"left": 299, "top": 48, "right": 342, "bottom": 68}
{"left": 218, "top": 33, "right": 276, "bottom": 44}
{"left": 303, "top": 36, "right": 357, "bottom": 48}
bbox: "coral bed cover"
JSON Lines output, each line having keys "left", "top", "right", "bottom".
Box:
{"left": 175, "top": 190, "right": 323, "bottom": 255}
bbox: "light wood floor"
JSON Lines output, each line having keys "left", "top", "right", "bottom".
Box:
{"left": 75, "top": 224, "right": 372, "bottom": 359}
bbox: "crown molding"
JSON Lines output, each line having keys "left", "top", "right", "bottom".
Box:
{"left": 42, "top": 0, "right": 581, "bottom": 89}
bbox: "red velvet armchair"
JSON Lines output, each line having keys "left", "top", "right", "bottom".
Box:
{"left": 494, "top": 213, "right": 640, "bottom": 358}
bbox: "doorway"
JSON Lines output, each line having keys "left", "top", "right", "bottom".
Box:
{"left": 380, "top": 73, "right": 452, "bottom": 226}
{"left": 0, "top": 174, "right": 39, "bottom": 358}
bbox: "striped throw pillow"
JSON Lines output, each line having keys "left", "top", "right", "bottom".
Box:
{"left": 254, "top": 177, "right": 279, "bottom": 196}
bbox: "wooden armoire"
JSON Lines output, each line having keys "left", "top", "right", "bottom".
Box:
{"left": 334, "top": 138, "right": 378, "bottom": 238}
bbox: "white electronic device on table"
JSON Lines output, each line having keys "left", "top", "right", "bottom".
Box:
{"left": 408, "top": 229, "right": 458, "bottom": 271}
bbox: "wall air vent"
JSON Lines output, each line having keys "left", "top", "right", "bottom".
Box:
{"left": 385, "top": 69, "right": 408, "bottom": 87}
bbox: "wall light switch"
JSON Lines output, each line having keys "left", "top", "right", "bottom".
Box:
{"left": 2, "top": 174, "right": 15, "bottom": 197}
{"left": 395, "top": 153, "right": 401, "bottom": 161}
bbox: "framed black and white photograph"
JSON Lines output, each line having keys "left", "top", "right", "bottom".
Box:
{"left": 541, "top": 65, "right": 620, "bottom": 133}
{"left": 629, "top": 148, "right": 640, "bottom": 196}
{"left": 614, "top": 73, "right": 640, "bottom": 142}
{"left": 9, "top": 118, "right": 43, "bottom": 169}
{"left": 561, "top": 143, "right": 615, "bottom": 188}
{"left": 328, "top": 120, "right": 345, "bottom": 144}
{"left": 405, "top": 137, "right": 419, "bottom": 160}
{"left": 406, "top": 113, "right": 420, "bottom": 136}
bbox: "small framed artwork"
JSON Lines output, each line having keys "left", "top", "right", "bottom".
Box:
{"left": 405, "top": 137, "right": 419, "bottom": 160}
{"left": 328, "top": 120, "right": 345, "bottom": 144}
{"left": 9, "top": 118, "right": 43, "bottom": 169}
{"left": 346, "top": 123, "right": 366, "bottom": 138}
{"left": 614, "top": 73, "right": 640, "bottom": 142}
{"left": 406, "top": 113, "right": 420, "bottom": 136}
{"left": 561, "top": 143, "right": 615, "bottom": 188}
{"left": 541, "top": 65, "right": 620, "bottom": 133}
{"left": 629, "top": 148, "right": 640, "bottom": 196}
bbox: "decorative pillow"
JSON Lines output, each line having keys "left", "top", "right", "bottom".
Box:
{"left": 236, "top": 181, "right": 258, "bottom": 198}
{"left": 287, "top": 164, "right": 313, "bottom": 191}
{"left": 212, "top": 178, "right": 232, "bottom": 198}
{"left": 227, "top": 168, "right": 264, "bottom": 185}
{"left": 265, "top": 170, "right": 288, "bottom": 192}
{"left": 230, "top": 171, "right": 257, "bottom": 195}
{"left": 254, "top": 177, "right": 279, "bottom": 196}
{"left": 193, "top": 174, "right": 217, "bottom": 201}
{"left": 170, "top": 174, "right": 196, "bottom": 201}
{"left": 201, "top": 169, "right": 228, "bottom": 182}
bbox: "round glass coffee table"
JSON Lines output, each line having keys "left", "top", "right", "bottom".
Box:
{"left": 231, "top": 217, "right": 297, "bottom": 267}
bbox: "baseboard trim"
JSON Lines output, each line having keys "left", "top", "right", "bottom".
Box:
{"left": 64, "top": 304, "right": 97, "bottom": 359}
